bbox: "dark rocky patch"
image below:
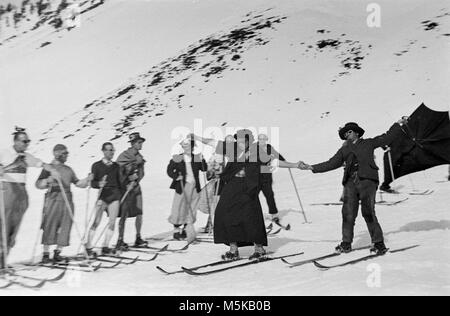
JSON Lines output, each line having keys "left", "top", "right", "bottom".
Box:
{"left": 38, "top": 11, "right": 288, "bottom": 145}
{"left": 39, "top": 41, "right": 51, "bottom": 48}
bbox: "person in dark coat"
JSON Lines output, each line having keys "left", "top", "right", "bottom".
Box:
{"left": 192, "top": 130, "right": 300, "bottom": 260}
{"left": 298, "top": 118, "right": 408, "bottom": 255}
{"left": 167, "top": 138, "right": 207, "bottom": 240}
{"left": 256, "top": 134, "right": 286, "bottom": 221}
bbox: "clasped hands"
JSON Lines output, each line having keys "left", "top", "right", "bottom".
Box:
{"left": 297, "top": 161, "right": 313, "bottom": 171}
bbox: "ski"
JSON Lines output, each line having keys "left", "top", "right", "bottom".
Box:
{"left": 267, "top": 220, "right": 291, "bottom": 231}
{"left": 100, "top": 253, "right": 158, "bottom": 262}
{"left": 2, "top": 268, "right": 67, "bottom": 283}
{"left": 376, "top": 198, "right": 409, "bottom": 206}
{"left": 409, "top": 190, "right": 433, "bottom": 196}
{"left": 85, "top": 258, "right": 125, "bottom": 268}
{"left": 313, "top": 245, "right": 420, "bottom": 270}
{"left": 23, "top": 260, "right": 103, "bottom": 272}
{"left": 156, "top": 251, "right": 274, "bottom": 275}
{"left": 282, "top": 245, "right": 372, "bottom": 267}
{"left": 267, "top": 228, "right": 282, "bottom": 236}
{"left": 127, "top": 244, "right": 169, "bottom": 253}
{"left": 38, "top": 262, "right": 101, "bottom": 272}
{"left": 181, "top": 251, "right": 304, "bottom": 276}
{"left": 0, "top": 277, "right": 47, "bottom": 290}
{"left": 128, "top": 244, "right": 188, "bottom": 253}
{"left": 311, "top": 198, "right": 408, "bottom": 206}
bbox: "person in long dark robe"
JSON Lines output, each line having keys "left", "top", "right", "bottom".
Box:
{"left": 191, "top": 130, "right": 299, "bottom": 260}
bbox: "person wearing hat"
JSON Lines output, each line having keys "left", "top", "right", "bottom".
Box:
{"left": 191, "top": 130, "right": 300, "bottom": 260}
{"left": 35, "top": 144, "right": 91, "bottom": 263}
{"left": 256, "top": 134, "right": 286, "bottom": 222}
{"left": 116, "top": 132, "right": 147, "bottom": 250}
{"left": 0, "top": 127, "right": 60, "bottom": 268}
{"left": 298, "top": 117, "right": 409, "bottom": 255}
{"left": 167, "top": 137, "right": 208, "bottom": 240}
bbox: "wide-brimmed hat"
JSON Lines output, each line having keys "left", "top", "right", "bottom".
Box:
{"left": 338, "top": 122, "right": 365, "bottom": 140}
{"left": 129, "top": 132, "right": 146, "bottom": 143}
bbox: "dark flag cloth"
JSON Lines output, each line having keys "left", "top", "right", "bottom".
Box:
{"left": 382, "top": 103, "right": 450, "bottom": 187}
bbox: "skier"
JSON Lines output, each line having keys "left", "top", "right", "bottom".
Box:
{"left": 35, "top": 144, "right": 90, "bottom": 263}
{"left": 116, "top": 132, "right": 147, "bottom": 250}
{"left": 191, "top": 130, "right": 300, "bottom": 260}
{"left": 298, "top": 118, "right": 409, "bottom": 255}
{"left": 167, "top": 138, "right": 207, "bottom": 240}
{"left": 256, "top": 134, "right": 286, "bottom": 222}
{"left": 0, "top": 127, "right": 59, "bottom": 268}
{"left": 85, "top": 142, "right": 124, "bottom": 256}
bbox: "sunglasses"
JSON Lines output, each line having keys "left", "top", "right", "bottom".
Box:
{"left": 20, "top": 140, "right": 31, "bottom": 144}
{"left": 345, "top": 130, "right": 354, "bottom": 137}
{"left": 103, "top": 149, "right": 115, "bottom": 152}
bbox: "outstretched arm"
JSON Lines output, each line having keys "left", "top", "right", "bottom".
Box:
{"left": 278, "top": 160, "right": 301, "bottom": 169}
{"left": 75, "top": 174, "right": 92, "bottom": 188}
{"left": 190, "top": 134, "right": 217, "bottom": 147}
{"left": 299, "top": 148, "right": 344, "bottom": 173}
{"left": 371, "top": 117, "right": 408, "bottom": 148}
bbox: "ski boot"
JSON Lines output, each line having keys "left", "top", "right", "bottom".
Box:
{"left": 203, "top": 222, "right": 213, "bottom": 234}
{"left": 379, "top": 184, "right": 398, "bottom": 194}
{"left": 221, "top": 250, "right": 240, "bottom": 261}
{"left": 134, "top": 236, "right": 148, "bottom": 248}
{"left": 53, "top": 250, "right": 67, "bottom": 263}
{"left": 249, "top": 247, "right": 267, "bottom": 261}
{"left": 180, "top": 229, "right": 187, "bottom": 240}
{"left": 335, "top": 242, "right": 352, "bottom": 254}
{"left": 115, "top": 239, "right": 129, "bottom": 252}
{"left": 41, "top": 252, "right": 51, "bottom": 264}
{"left": 101, "top": 247, "right": 116, "bottom": 255}
{"left": 370, "top": 242, "right": 388, "bottom": 255}
{"left": 173, "top": 231, "right": 183, "bottom": 240}
{"left": 86, "top": 248, "right": 97, "bottom": 259}
{"left": 271, "top": 214, "right": 280, "bottom": 223}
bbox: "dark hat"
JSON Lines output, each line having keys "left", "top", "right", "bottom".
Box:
{"left": 234, "top": 129, "right": 255, "bottom": 143}
{"left": 338, "top": 122, "right": 365, "bottom": 140}
{"left": 129, "top": 132, "right": 146, "bottom": 143}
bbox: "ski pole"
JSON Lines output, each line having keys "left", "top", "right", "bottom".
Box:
{"left": 55, "top": 177, "right": 90, "bottom": 260}
{"left": 387, "top": 148, "right": 396, "bottom": 183}
{"left": 203, "top": 172, "right": 212, "bottom": 231}
{"left": 80, "top": 176, "right": 107, "bottom": 244}
{"left": 84, "top": 186, "right": 91, "bottom": 233}
{"left": 92, "top": 183, "right": 134, "bottom": 249}
{"left": 0, "top": 179, "right": 8, "bottom": 269}
{"left": 29, "top": 191, "right": 50, "bottom": 264}
{"left": 288, "top": 169, "right": 309, "bottom": 224}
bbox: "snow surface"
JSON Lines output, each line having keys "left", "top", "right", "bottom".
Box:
{"left": 0, "top": 0, "right": 449, "bottom": 295}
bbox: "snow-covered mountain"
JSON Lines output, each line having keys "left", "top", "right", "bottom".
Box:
{"left": 0, "top": 0, "right": 449, "bottom": 295}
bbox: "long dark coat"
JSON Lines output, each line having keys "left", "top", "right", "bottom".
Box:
{"left": 213, "top": 141, "right": 269, "bottom": 247}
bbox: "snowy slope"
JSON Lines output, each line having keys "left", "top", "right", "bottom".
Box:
{"left": 0, "top": 0, "right": 449, "bottom": 295}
